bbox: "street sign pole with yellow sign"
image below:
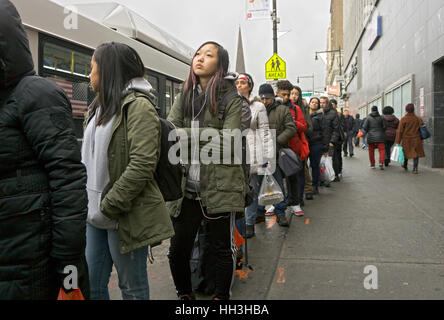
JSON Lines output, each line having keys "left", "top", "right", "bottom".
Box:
{"left": 266, "top": 53, "right": 286, "bottom": 80}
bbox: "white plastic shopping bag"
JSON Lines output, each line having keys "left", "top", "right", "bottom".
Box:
{"left": 320, "top": 156, "right": 335, "bottom": 183}
{"left": 390, "top": 145, "right": 400, "bottom": 162}
{"left": 258, "top": 170, "right": 284, "bottom": 206}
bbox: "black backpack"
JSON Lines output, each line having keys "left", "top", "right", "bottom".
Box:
{"left": 140, "top": 94, "right": 185, "bottom": 202}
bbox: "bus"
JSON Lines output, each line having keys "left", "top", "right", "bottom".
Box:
{"left": 11, "top": 0, "right": 193, "bottom": 141}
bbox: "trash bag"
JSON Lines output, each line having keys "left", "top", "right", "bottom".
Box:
{"left": 320, "top": 155, "right": 335, "bottom": 183}
{"left": 258, "top": 171, "right": 284, "bottom": 206}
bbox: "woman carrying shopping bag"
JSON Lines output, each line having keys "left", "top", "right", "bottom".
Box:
{"left": 395, "top": 103, "right": 425, "bottom": 174}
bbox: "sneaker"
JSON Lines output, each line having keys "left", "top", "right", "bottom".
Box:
{"left": 379, "top": 163, "right": 384, "bottom": 170}
{"left": 333, "top": 176, "right": 341, "bottom": 182}
{"left": 276, "top": 215, "right": 290, "bottom": 227}
{"left": 179, "top": 293, "right": 196, "bottom": 300}
{"left": 245, "top": 224, "right": 255, "bottom": 239}
{"left": 350, "top": 154, "right": 354, "bottom": 158}
{"left": 370, "top": 165, "right": 376, "bottom": 169}
{"left": 305, "top": 193, "right": 314, "bottom": 201}
{"left": 255, "top": 215, "right": 265, "bottom": 224}
{"left": 265, "top": 206, "right": 275, "bottom": 216}
{"left": 291, "top": 205, "right": 304, "bottom": 217}
{"left": 413, "top": 168, "right": 419, "bottom": 174}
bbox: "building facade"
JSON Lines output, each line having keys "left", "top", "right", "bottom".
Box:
{"left": 326, "top": 0, "right": 344, "bottom": 91}
{"left": 343, "top": 0, "right": 444, "bottom": 168}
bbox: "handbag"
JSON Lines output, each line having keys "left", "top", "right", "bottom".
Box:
{"left": 419, "top": 125, "right": 431, "bottom": 140}
{"left": 278, "top": 148, "right": 303, "bottom": 177}
{"left": 356, "top": 130, "right": 364, "bottom": 139}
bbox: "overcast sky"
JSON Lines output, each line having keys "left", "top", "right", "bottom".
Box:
{"left": 53, "top": 0, "right": 331, "bottom": 95}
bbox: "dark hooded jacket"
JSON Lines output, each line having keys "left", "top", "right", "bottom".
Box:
{"left": 308, "top": 109, "right": 329, "bottom": 152}
{"left": 323, "top": 105, "right": 342, "bottom": 146}
{"left": 0, "top": 0, "right": 89, "bottom": 300}
{"left": 362, "top": 111, "right": 387, "bottom": 144}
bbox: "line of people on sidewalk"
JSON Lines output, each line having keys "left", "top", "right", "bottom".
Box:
{"left": 7, "top": 0, "right": 424, "bottom": 302}
{"left": 235, "top": 78, "right": 352, "bottom": 240}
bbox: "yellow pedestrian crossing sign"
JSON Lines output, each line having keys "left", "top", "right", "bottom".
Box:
{"left": 266, "top": 54, "right": 286, "bottom": 80}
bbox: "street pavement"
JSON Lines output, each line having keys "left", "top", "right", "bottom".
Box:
{"left": 110, "top": 147, "right": 444, "bottom": 300}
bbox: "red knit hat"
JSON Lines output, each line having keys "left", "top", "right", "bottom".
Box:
{"left": 405, "top": 103, "right": 415, "bottom": 113}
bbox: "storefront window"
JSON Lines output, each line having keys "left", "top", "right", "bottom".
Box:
{"left": 401, "top": 81, "right": 412, "bottom": 117}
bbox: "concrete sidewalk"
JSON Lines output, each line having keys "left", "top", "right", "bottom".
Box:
{"left": 110, "top": 148, "right": 444, "bottom": 300}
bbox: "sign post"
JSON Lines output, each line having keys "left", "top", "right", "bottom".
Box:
{"left": 265, "top": 53, "right": 286, "bottom": 80}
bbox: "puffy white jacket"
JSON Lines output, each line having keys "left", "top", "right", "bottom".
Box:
{"left": 247, "top": 97, "right": 275, "bottom": 174}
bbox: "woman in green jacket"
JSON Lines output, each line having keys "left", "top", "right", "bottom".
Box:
{"left": 83, "top": 42, "right": 174, "bottom": 300}
{"left": 167, "top": 41, "right": 245, "bottom": 300}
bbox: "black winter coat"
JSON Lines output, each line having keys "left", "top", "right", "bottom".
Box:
{"left": 323, "top": 106, "right": 342, "bottom": 146}
{"left": 362, "top": 111, "right": 387, "bottom": 144}
{"left": 0, "top": 1, "right": 89, "bottom": 300}
{"left": 308, "top": 110, "right": 328, "bottom": 152}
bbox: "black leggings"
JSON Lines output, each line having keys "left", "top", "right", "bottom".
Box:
{"left": 168, "top": 198, "right": 236, "bottom": 300}
{"left": 404, "top": 158, "right": 419, "bottom": 169}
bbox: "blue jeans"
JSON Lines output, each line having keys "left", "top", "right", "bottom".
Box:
{"left": 309, "top": 144, "right": 324, "bottom": 187}
{"left": 363, "top": 133, "right": 368, "bottom": 148}
{"left": 86, "top": 223, "right": 150, "bottom": 300}
{"left": 343, "top": 131, "right": 355, "bottom": 155}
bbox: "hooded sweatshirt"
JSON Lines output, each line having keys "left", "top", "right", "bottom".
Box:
{"left": 82, "top": 78, "right": 154, "bottom": 230}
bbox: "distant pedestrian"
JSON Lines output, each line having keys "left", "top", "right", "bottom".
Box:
{"left": 307, "top": 97, "right": 328, "bottom": 195}
{"left": 362, "top": 106, "right": 387, "bottom": 170}
{"left": 83, "top": 42, "right": 174, "bottom": 300}
{"left": 354, "top": 113, "right": 361, "bottom": 147}
{"left": 395, "top": 103, "right": 425, "bottom": 174}
{"left": 236, "top": 73, "right": 273, "bottom": 239}
{"left": 329, "top": 99, "right": 345, "bottom": 181}
{"left": 382, "top": 106, "right": 400, "bottom": 167}
{"left": 342, "top": 108, "right": 356, "bottom": 157}
{"left": 321, "top": 97, "right": 342, "bottom": 182}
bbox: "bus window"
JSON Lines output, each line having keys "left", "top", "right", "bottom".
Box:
{"left": 165, "top": 80, "right": 173, "bottom": 116}
{"left": 43, "top": 42, "right": 91, "bottom": 78}
{"left": 173, "top": 82, "right": 181, "bottom": 104}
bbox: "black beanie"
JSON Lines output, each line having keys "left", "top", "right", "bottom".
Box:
{"left": 259, "top": 84, "right": 275, "bottom": 99}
